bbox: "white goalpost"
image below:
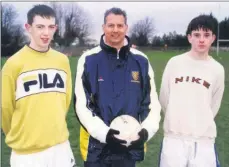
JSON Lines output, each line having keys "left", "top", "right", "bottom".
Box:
{"left": 217, "top": 39, "right": 229, "bottom": 57}
{"left": 216, "top": 3, "right": 229, "bottom": 57}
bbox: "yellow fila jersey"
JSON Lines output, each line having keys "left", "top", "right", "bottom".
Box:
{"left": 2, "top": 45, "right": 72, "bottom": 154}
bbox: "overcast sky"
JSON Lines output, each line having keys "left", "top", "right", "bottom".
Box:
{"left": 3, "top": 2, "right": 229, "bottom": 41}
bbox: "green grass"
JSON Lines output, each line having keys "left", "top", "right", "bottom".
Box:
{"left": 1, "top": 50, "right": 229, "bottom": 167}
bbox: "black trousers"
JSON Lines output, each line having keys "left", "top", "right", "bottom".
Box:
{"left": 84, "top": 159, "right": 136, "bottom": 167}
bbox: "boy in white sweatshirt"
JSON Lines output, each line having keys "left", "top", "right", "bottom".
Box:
{"left": 159, "top": 14, "right": 225, "bottom": 167}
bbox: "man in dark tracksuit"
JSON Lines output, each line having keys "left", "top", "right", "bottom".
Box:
{"left": 74, "top": 7, "right": 161, "bottom": 167}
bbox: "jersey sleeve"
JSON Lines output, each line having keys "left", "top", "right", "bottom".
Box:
{"left": 140, "top": 56, "right": 162, "bottom": 141}
{"left": 65, "top": 57, "right": 72, "bottom": 112}
{"left": 1, "top": 60, "right": 16, "bottom": 135}
{"left": 211, "top": 66, "right": 225, "bottom": 117}
{"left": 159, "top": 59, "right": 172, "bottom": 113}
{"left": 74, "top": 54, "right": 110, "bottom": 143}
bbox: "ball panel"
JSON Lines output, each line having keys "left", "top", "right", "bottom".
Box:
{"left": 110, "top": 115, "right": 141, "bottom": 146}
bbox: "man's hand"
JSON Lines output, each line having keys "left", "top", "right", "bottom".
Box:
{"left": 128, "top": 128, "right": 148, "bottom": 149}
{"left": 106, "top": 129, "right": 127, "bottom": 145}
{"left": 105, "top": 129, "right": 128, "bottom": 153}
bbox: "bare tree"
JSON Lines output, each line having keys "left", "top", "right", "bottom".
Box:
{"left": 1, "top": 4, "right": 25, "bottom": 56}
{"left": 2, "top": 4, "right": 17, "bottom": 29}
{"left": 129, "top": 17, "right": 155, "bottom": 46}
{"left": 49, "top": 2, "right": 64, "bottom": 44}
{"left": 49, "top": 2, "right": 92, "bottom": 47}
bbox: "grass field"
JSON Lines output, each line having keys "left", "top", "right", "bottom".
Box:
{"left": 1, "top": 50, "right": 229, "bottom": 167}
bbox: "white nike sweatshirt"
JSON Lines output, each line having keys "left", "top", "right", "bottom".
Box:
{"left": 159, "top": 52, "right": 225, "bottom": 142}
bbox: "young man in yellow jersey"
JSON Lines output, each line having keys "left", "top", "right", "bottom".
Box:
{"left": 2, "top": 4, "right": 75, "bottom": 167}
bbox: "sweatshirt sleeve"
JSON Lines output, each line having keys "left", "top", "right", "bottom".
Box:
{"left": 211, "top": 66, "right": 225, "bottom": 117}
{"left": 1, "top": 60, "right": 16, "bottom": 135}
{"left": 159, "top": 59, "right": 172, "bottom": 113}
{"left": 141, "top": 58, "right": 162, "bottom": 141}
{"left": 65, "top": 57, "right": 72, "bottom": 112}
{"left": 74, "top": 54, "right": 110, "bottom": 143}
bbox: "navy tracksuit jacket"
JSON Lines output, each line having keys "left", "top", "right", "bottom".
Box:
{"left": 75, "top": 35, "right": 153, "bottom": 162}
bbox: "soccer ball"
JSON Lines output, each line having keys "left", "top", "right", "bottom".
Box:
{"left": 110, "top": 115, "right": 141, "bottom": 147}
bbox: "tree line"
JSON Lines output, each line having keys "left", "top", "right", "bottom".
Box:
{"left": 2, "top": 2, "right": 229, "bottom": 56}
{"left": 130, "top": 15, "right": 229, "bottom": 47}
